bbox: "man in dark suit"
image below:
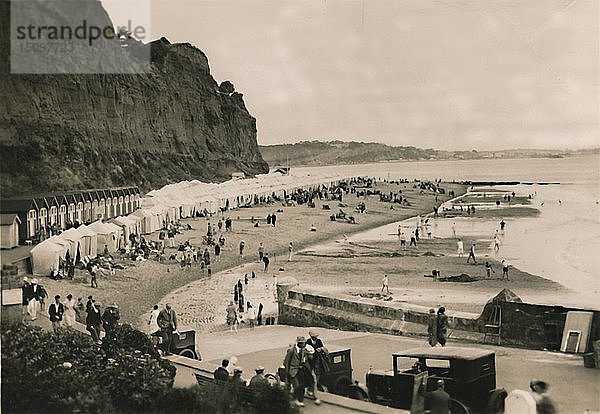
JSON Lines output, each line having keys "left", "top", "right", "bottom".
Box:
{"left": 157, "top": 303, "right": 178, "bottom": 356}
{"left": 283, "top": 336, "right": 308, "bottom": 407}
{"left": 422, "top": 379, "right": 450, "bottom": 414}
{"left": 86, "top": 301, "right": 102, "bottom": 343}
{"left": 213, "top": 359, "right": 230, "bottom": 382}
{"left": 48, "top": 295, "right": 64, "bottom": 331}
{"left": 306, "top": 330, "right": 329, "bottom": 402}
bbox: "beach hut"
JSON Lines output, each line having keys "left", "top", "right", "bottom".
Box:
{"left": 30, "top": 236, "right": 69, "bottom": 276}
{"left": 0, "top": 214, "right": 21, "bottom": 249}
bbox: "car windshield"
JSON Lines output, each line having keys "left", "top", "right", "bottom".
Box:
{"left": 394, "top": 356, "right": 451, "bottom": 375}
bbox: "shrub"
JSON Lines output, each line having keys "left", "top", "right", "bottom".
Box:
{"left": 1, "top": 322, "right": 175, "bottom": 414}
{"left": 102, "top": 324, "right": 161, "bottom": 359}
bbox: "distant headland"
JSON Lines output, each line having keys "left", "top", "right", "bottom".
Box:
{"left": 259, "top": 140, "right": 598, "bottom": 167}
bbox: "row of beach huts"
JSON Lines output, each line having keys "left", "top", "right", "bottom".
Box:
{"left": 1, "top": 171, "right": 355, "bottom": 275}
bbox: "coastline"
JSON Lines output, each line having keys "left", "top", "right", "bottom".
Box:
{"left": 35, "top": 181, "right": 466, "bottom": 331}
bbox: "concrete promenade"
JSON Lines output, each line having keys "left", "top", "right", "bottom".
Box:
{"left": 181, "top": 325, "right": 599, "bottom": 413}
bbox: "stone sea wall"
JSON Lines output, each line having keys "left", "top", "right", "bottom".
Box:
{"left": 277, "top": 279, "right": 600, "bottom": 351}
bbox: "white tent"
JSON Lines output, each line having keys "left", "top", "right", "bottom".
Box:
{"left": 30, "top": 236, "right": 69, "bottom": 275}
{"left": 76, "top": 225, "right": 98, "bottom": 258}
{"left": 88, "top": 221, "right": 121, "bottom": 254}
{"left": 112, "top": 216, "right": 138, "bottom": 243}
{"left": 58, "top": 227, "right": 83, "bottom": 261}
{"left": 130, "top": 209, "right": 159, "bottom": 234}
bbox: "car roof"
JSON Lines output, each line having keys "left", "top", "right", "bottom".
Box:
{"left": 393, "top": 346, "right": 495, "bottom": 360}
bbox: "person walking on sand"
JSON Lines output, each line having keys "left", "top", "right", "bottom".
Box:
{"left": 239, "top": 240, "right": 245, "bottom": 257}
{"left": 227, "top": 301, "right": 238, "bottom": 332}
{"left": 467, "top": 243, "right": 477, "bottom": 264}
{"left": 451, "top": 222, "right": 456, "bottom": 238}
{"left": 493, "top": 234, "right": 501, "bottom": 252}
{"left": 288, "top": 241, "right": 294, "bottom": 261}
{"left": 381, "top": 274, "right": 390, "bottom": 294}
{"left": 436, "top": 307, "right": 448, "bottom": 347}
{"left": 262, "top": 253, "right": 270, "bottom": 272}
{"left": 410, "top": 231, "right": 417, "bottom": 247}
{"left": 485, "top": 261, "right": 495, "bottom": 278}
{"left": 502, "top": 260, "right": 510, "bottom": 280}
{"left": 457, "top": 239, "right": 464, "bottom": 257}
{"left": 258, "top": 242, "right": 264, "bottom": 262}
{"left": 399, "top": 230, "right": 406, "bottom": 247}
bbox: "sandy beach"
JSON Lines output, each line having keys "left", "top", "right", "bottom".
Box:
{"left": 36, "top": 180, "right": 465, "bottom": 332}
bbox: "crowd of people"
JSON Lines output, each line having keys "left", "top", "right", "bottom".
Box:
{"left": 211, "top": 330, "right": 329, "bottom": 408}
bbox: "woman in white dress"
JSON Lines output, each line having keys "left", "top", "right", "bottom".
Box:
{"left": 63, "top": 294, "right": 77, "bottom": 327}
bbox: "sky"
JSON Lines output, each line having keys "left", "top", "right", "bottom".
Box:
{"left": 103, "top": 0, "right": 599, "bottom": 150}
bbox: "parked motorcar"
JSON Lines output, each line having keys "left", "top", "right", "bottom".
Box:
{"left": 170, "top": 328, "right": 201, "bottom": 360}
{"left": 364, "top": 346, "right": 506, "bottom": 414}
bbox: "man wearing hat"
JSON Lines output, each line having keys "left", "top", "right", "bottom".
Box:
{"left": 26, "top": 278, "right": 43, "bottom": 320}
{"left": 249, "top": 366, "right": 268, "bottom": 387}
{"left": 283, "top": 336, "right": 308, "bottom": 407}
{"left": 306, "top": 331, "right": 328, "bottom": 395}
{"left": 231, "top": 367, "right": 246, "bottom": 387}
{"left": 86, "top": 300, "right": 102, "bottom": 344}
{"left": 22, "top": 277, "right": 31, "bottom": 316}
{"left": 101, "top": 303, "right": 121, "bottom": 333}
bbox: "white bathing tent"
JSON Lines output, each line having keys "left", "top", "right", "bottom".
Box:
{"left": 30, "top": 236, "right": 69, "bottom": 275}
{"left": 88, "top": 221, "right": 122, "bottom": 254}
{"left": 76, "top": 225, "right": 98, "bottom": 258}
{"left": 58, "top": 227, "right": 83, "bottom": 262}
{"left": 111, "top": 216, "right": 138, "bottom": 243}
{"left": 130, "top": 209, "right": 160, "bottom": 234}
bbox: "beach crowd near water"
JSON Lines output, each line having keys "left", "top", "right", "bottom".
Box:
{"left": 16, "top": 155, "right": 600, "bottom": 413}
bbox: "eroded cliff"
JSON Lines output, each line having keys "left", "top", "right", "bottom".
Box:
{"left": 0, "top": 0, "right": 268, "bottom": 196}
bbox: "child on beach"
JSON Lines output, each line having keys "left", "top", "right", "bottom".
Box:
{"left": 485, "top": 262, "right": 495, "bottom": 278}
{"left": 381, "top": 274, "right": 390, "bottom": 294}
{"left": 502, "top": 260, "right": 509, "bottom": 280}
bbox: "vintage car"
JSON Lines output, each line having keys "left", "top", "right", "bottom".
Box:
{"left": 318, "top": 347, "right": 355, "bottom": 395}
{"left": 364, "top": 347, "right": 506, "bottom": 414}
{"left": 169, "top": 328, "right": 202, "bottom": 360}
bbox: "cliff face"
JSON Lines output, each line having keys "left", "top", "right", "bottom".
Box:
{"left": 0, "top": 1, "right": 268, "bottom": 196}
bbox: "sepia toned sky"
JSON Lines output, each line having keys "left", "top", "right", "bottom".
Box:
{"left": 104, "top": 0, "right": 599, "bottom": 150}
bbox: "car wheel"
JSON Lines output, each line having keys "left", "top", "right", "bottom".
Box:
{"left": 333, "top": 377, "right": 352, "bottom": 396}
{"left": 449, "top": 398, "right": 470, "bottom": 414}
{"left": 345, "top": 385, "right": 369, "bottom": 401}
{"left": 178, "top": 348, "right": 196, "bottom": 359}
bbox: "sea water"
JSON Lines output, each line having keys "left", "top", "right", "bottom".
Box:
{"left": 294, "top": 155, "right": 600, "bottom": 308}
